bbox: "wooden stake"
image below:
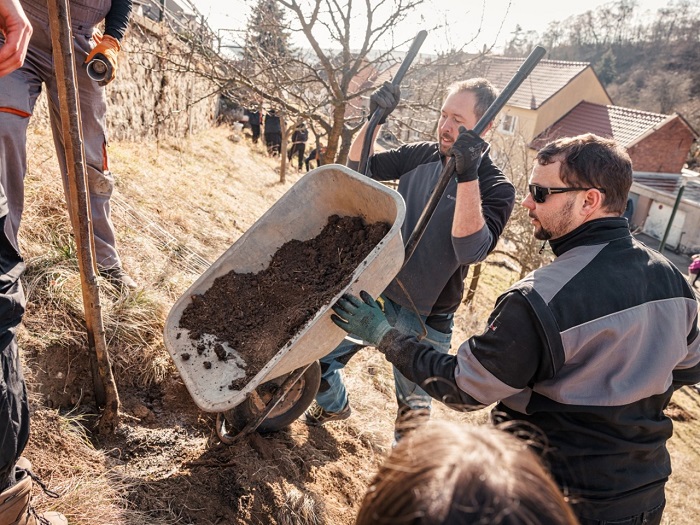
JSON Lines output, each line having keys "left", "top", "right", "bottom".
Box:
{"left": 46, "top": 0, "right": 120, "bottom": 434}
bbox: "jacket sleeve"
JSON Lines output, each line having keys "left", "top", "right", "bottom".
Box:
{"left": 459, "top": 154, "right": 516, "bottom": 255}
{"left": 673, "top": 311, "right": 700, "bottom": 387}
{"left": 104, "top": 0, "right": 133, "bottom": 41}
{"left": 378, "top": 291, "right": 552, "bottom": 409}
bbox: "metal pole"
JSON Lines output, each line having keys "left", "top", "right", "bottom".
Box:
{"left": 359, "top": 30, "right": 428, "bottom": 175}
{"left": 47, "top": 0, "right": 120, "bottom": 433}
{"left": 658, "top": 181, "right": 686, "bottom": 253}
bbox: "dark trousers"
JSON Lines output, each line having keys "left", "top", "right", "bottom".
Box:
{"left": 0, "top": 214, "right": 28, "bottom": 492}
{"left": 577, "top": 501, "right": 665, "bottom": 525}
{"left": 288, "top": 143, "right": 306, "bottom": 169}
{"left": 265, "top": 132, "right": 281, "bottom": 156}
{"left": 250, "top": 124, "right": 260, "bottom": 144}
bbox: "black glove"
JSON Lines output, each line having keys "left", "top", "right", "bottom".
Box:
{"left": 369, "top": 81, "right": 400, "bottom": 124}
{"left": 450, "top": 126, "right": 489, "bottom": 183}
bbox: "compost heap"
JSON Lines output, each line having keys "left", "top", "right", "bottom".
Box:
{"left": 178, "top": 214, "right": 390, "bottom": 389}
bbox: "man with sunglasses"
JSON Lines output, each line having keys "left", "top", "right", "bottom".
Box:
{"left": 332, "top": 133, "right": 700, "bottom": 524}
{"left": 304, "top": 79, "right": 516, "bottom": 434}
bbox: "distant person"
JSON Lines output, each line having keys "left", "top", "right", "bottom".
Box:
{"left": 332, "top": 134, "right": 700, "bottom": 524}
{"left": 264, "top": 109, "right": 282, "bottom": 156}
{"left": 356, "top": 420, "right": 580, "bottom": 525}
{"left": 0, "top": 0, "right": 137, "bottom": 290}
{"left": 689, "top": 254, "right": 700, "bottom": 288}
{"left": 304, "top": 145, "right": 326, "bottom": 172}
{"left": 622, "top": 196, "right": 634, "bottom": 221}
{"left": 304, "top": 79, "right": 515, "bottom": 440}
{"left": 0, "top": 1, "right": 66, "bottom": 523}
{"left": 246, "top": 106, "right": 262, "bottom": 144}
{"left": 287, "top": 122, "right": 308, "bottom": 171}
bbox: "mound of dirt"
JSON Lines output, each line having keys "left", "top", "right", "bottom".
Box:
{"left": 178, "top": 214, "right": 390, "bottom": 389}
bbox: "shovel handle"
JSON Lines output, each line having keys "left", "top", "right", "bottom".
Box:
{"left": 403, "top": 45, "right": 547, "bottom": 265}
{"left": 359, "top": 30, "right": 428, "bottom": 175}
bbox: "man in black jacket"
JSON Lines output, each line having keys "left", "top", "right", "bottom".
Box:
{"left": 305, "top": 79, "right": 516, "bottom": 435}
{"left": 332, "top": 133, "right": 700, "bottom": 524}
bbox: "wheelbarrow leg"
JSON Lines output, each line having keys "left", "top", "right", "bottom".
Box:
{"left": 216, "top": 363, "right": 314, "bottom": 444}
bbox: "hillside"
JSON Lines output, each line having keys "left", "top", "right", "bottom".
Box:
{"left": 17, "top": 124, "right": 700, "bottom": 524}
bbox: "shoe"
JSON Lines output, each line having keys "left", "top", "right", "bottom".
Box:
{"left": 99, "top": 265, "right": 137, "bottom": 290}
{"left": 0, "top": 457, "right": 68, "bottom": 525}
{"left": 304, "top": 401, "right": 351, "bottom": 426}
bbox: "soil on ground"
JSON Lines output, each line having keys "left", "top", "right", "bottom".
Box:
{"left": 178, "top": 215, "right": 390, "bottom": 389}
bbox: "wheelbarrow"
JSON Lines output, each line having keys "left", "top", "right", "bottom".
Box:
{"left": 163, "top": 164, "right": 406, "bottom": 442}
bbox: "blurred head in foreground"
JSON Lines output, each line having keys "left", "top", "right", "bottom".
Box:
{"left": 356, "top": 420, "right": 579, "bottom": 525}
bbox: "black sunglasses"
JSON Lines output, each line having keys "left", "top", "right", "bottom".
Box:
{"left": 528, "top": 184, "right": 606, "bottom": 204}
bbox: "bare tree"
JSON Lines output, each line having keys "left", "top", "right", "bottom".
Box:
{"left": 490, "top": 132, "right": 553, "bottom": 278}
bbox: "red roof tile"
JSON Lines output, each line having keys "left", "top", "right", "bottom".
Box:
{"left": 530, "top": 101, "right": 672, "bottom": 149}
{"left": 483, "top": 58, "right": 590, "bottom": 109}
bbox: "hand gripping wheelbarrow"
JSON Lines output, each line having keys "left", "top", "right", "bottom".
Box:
{"left": 164, "top": 165, "right": 406, "bottom": 442}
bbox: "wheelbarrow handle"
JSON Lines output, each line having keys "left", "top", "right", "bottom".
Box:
{"left": 359, "top": 30, "right": 428, "bottom": 175}
{"left": 403, "top": 45, "right": 547, "bottom": 265}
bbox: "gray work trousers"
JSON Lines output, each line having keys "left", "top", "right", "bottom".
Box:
{"left": 0, "top": 4, "right": 121, "bottom": 268}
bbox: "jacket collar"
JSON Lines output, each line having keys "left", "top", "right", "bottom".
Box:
{"left": 549, "top": 217, "right": 631, "bottom": 257}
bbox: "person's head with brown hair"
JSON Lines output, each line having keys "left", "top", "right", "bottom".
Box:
{"left": 523, "top": 133, "right": 632, "bottom": 241}
{"left": 356, "top": 421, "right": 579, "bottom": 525}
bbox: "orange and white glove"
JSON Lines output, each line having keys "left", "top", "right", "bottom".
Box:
{"left": 85, "top": 33, "right": 120, "bottom": 86}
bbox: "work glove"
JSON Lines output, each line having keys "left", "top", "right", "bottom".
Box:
{"left": 450, "top": 126, "right": 489, "bottom": 183}
{"left": 331, "top": 291, "right": 392, "bottom": 346}
{"left": 85, "top": 32, "right": 120, "bottom": 86}
{"left": 369, "top": 81, "right": 400, "bottom": 124}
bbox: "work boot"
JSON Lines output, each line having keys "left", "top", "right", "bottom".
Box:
{"left": 0, "top": 458, "right": 67, "bottom": 525}
{"left": 304, "top": 400, "right": 351, "bottom": 426}
{"left": 98, "top": 265, "right": 137, "bottom": 291}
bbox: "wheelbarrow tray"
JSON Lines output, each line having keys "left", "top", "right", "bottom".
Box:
{"left": 164, "top": 164, "right": 406, "bottom": 413}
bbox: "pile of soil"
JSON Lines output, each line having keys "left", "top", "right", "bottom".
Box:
{"left": 178, "top": 214, "right": 390, "bottom": 388}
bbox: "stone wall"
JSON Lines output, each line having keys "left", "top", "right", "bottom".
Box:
{"left": 33, "top": 14, "right": 220, "bottom": 141}
{"left": 109, "top": 15, "right": 220, "bottom": 141}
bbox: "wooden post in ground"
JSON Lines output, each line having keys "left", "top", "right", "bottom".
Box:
{"left": 46, "top": 0, "right": 120, "bottom": 434}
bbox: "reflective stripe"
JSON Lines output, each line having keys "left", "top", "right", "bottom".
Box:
{"left": 0, "top": 107, "right": 31, "bottom": 118}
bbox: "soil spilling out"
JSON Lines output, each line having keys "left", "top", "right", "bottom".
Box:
{"left": 178, "top": 214, "right": 390, "bottom": 390}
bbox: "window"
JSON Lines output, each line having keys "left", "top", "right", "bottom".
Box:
{"left": 499, "top": 114, "right": 518, "bottom": 135}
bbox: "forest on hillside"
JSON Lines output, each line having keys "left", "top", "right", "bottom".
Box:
{"left": 503, "top": 0, "right": 699, "bottom": 166}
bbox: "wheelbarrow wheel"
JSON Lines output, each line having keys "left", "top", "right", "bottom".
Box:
{"left": 224, "top": 361, "right": 321, "bottom": 434}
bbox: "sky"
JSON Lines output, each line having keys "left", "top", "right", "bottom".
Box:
{"left": 190, "top": 0, "right": 673, "bottom": 55}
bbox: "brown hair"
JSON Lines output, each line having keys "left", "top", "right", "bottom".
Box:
{"left": 536, "top": 133, "right": 632, "bottom": 215}
{"left": 445, "top": 78, "right": 498, "bottom": 121}
{"left": 356, "top": 421, "right": 579, "bottom": 525}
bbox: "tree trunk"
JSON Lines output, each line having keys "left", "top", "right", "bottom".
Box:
{"left": 279, "top": 111, "right": 287, "bottom": 183}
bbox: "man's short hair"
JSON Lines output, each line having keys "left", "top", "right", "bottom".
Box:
{"left": 536, "top": 133, "right": 633, "bottom": 215}
{"left": 445, "top": 78, "right": 498, "bottom": 121}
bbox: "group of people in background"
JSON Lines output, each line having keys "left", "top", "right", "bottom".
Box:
{"left": 244, "top": 106, "right": 325, "bottom": 170}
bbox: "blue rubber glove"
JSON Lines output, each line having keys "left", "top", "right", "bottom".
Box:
{"left": 331, "top": 291, "right": 392, "bottom": 346}
{"left": 450, "top": 126, "right": 489, "bottom": 183}
{"left": 369, "top": 81, "right": 400, "bottom": 124}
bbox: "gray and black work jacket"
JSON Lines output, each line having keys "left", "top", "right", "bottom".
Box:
{"left": 21, "top": 0, "right": 132, "bottom": 39}
{"left": 354, "top": 141, "right": 515, "bottom": 316}
{"left": 379, "top": 217, "right": 700, "bottom": 520}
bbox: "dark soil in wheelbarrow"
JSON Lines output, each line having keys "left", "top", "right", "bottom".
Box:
{"left": 178, "top": 214, "right": 390, "bottom": 389}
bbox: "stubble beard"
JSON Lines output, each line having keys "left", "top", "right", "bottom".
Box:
{"left": 532, "top": 197, "right": 576, "bottom": 241}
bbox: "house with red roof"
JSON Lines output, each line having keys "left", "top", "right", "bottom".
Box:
{"left": 483, "top": 56, "right": 698, "bottom": 253}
